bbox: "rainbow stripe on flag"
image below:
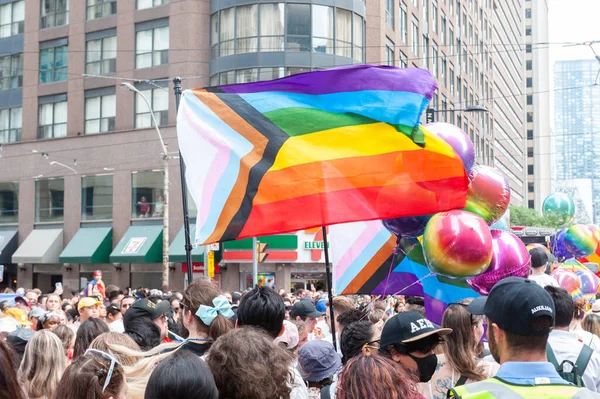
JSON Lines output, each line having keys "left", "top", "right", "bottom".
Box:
{"left": 331, "top": 220, "right": 479, "bottom": 324}
{"left": 177, "top": 65, "right": 469, "bottom": 245}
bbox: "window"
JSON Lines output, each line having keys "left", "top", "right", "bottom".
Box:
{"left": 526, "top": 77, "right": 532, "bottom": 87}
{"left": 312, "top": 6, "right": 333, "bottom": 54}
{"left": 137, "top": 0, "right": 168, "bottom": 10}
{"left": 38, "top": 95, "right": 67, "bottom": 139}
{"left": 39, "top": 40, "right": 68, "bottom": 83}
{"left": 527, "top": 148, "right": 534, "bottom": 158}
{"left": 525, "top": 27, "right": 531, "bottom": 36}
{"left": 450, "top": 67, "right": 454, "bottom": 93}
{"left": 135, "top": 84, "right": 168, "bottom": 128}
{"left": 286, "top": 4, "right": 310, "bottom": 51}
{"left": 0, "top": 53, "right": 23, "bottom": 90}
{"left": 82, "top": 175, "right": 113, "bottom": 221}
{"left": 432, "top": 44, "right": 438, "bottom": 77}
{"left": 525, "top": 8, "right": 531, "bottom": 18}
{"left": 441, "top": 56, "right": 446, "bottom": 85}
{"left": 423, "top": 35, "right": 429, "bottom": 68}
{"left": 527, "top": 129, "right": 533, "bottom": 139}
{"left": 336, "top": 9, "right": 352, "bottom": 58}
{"left": 411, "top": 17, "right": 419, "bottom": 54}
{"left": 236, "top": 68, "right": 258, "bottom": 83}
{"left": 85, "top": 88, "right": 116, "bottom": 134}
{"left": 353, "top": 13, "right": 364, "bottom": 62}
{"left": 237, "top": 5, "right": 258, "bottom": 54}
{"left": 386, "top": 0, "right": 394, "bottom": 28}
{"left": 400, "top": 2, "right": 407, "bottom": 43}
{"left": 412, "top": 0, "right": 417, "bottom": 6}
{"left": 432, "top": 2, "right": 437, "bottom": 33}
{"left": 440, "top": 14, "right": 446, "bottom": 44}
{"left": 260, "top": 4, "right": 284, "bottom": 53}
{"left": 135, "top": 21, "right": 169, "bottom": 68}
{"left": 132, "top": 171, "right": 165, "bottom": 219}
{"left": 527, "top": 112, "right": 533, "bottom": 122}
{"left": 86, "top": 31, "right": 116, "bottom": 75}
{"left": 0, "top": 182, "right": 18, "bottom": 224}
{"left": 0, "top": 1, "right": 24, "bottom": 38}
{"left": 0, "top": 107, "right": 21, "bottom": 144}
{"left": 527, "top": 95, "right": 533, "bottom": 105}
{"left": 449, "top": 27, "right": 454, "bottom": 55}
{"left": 35, "top": 178, "right": 64, "bottom": 223}
{"left": 41, "top": 0, "right": 69, "bottom": 29}
{"left": 259, "top": 67, "right": 285, "bottom": 81}
{"left": 87, "top": 0, "right": 116, "bottom": 20}
{"left": 526, "top": 44, "right": 532, "bottom": 53}
{"left": 526, "top": 60, "right": 532, "bottom": 70}
{"left": 528, "top": 200, "right": 534, "bottom": 209}
{"left": 386, "top": 38, "right": 395, "bottom": 66}
{"left": 400, "top": 51, "right": 408, "bottom": 68}
{"left": 528, "top": 165, "right": 534, "bottom": 174}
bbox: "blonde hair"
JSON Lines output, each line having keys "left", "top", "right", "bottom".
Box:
{"left": 19, "top": 330, "right": 65, "bottom": 399}
{"left": 583, "top": 313, "right": 600, "bottom": 337}
{"left": 53, "top": 325, "right": 75, "bottom": 356}
{"left": 368, "top": 309, "right": 389, "bottom": 324}
{"left": 89, "top": 332, "right": 142, "bottom": 366}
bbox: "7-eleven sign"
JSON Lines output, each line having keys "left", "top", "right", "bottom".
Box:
{"left": 304, "top": 227, "right": 329, "bottom": 261}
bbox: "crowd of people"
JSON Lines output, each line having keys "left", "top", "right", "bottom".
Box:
{"left": 3, "top": 261, "right": 600, "bottom": 398}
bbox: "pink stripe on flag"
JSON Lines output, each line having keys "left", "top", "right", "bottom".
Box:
{"left": 335, "top": 222, "right": 383, "bottom": 277}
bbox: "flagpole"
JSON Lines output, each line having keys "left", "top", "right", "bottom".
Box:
{"left": 173, "top": 77, "right": 194, "bottom": 286}
{"left": 322, "top": 226, "right": 337, "bottom": 349}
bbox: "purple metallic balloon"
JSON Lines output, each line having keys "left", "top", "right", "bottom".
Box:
{"left": 552, "top": 229, "right": 571, "bottom": 262}
{"left": 425, "top": 122, "right": 475, "bottom": 173}
{"left": 382, "top": 215, "right": 432, "bottom": 238}
{"left": 467, "top": 230, "right": 531, "bottom": 295}
{"left": 577, "top": 268, "right": 599, "bottom": 296}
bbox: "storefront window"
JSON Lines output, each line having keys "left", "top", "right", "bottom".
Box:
{"left": 131, "top": 170, "right": 164, "bottom": 219}
{"left": 35, "top": 178, "right": 64, "bottom": 223}
{"left": 242, "top": 273, "right": 276, "bottom": 290}
{"left": 0, "top": 182, "right": 18, "bottom": 224}
{"left": 291, "top": 272, "right": 326, "bottom": 291}
{"left": 81, "top": 175, "right": 113, "bottom": 221}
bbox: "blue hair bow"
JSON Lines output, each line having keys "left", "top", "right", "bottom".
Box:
{"left": 196, "top": 295, "right": 234, "bottom": 326}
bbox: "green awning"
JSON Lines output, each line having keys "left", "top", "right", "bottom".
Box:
{"left": 110, "top": 225, "right": 163, "bottom": 263}
{"left": 169, "top": 225, "right": 204, "bottom": 263}
{"left": 59, "top": 227, "right": 112, "bottom": 264}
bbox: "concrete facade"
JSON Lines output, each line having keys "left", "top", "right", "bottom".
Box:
{"left": 525, "top": 0, "right": 551, "bottom": 211}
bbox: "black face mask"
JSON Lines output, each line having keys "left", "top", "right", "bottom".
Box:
{"left": 407, "top": 353, "right": 438, "bottom": 382}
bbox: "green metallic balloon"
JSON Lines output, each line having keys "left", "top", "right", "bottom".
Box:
{"left": 542, "top": 193, "right": 575, "bottom": 226}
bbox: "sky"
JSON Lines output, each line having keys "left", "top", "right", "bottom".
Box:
{"left": 548, "top": 0, "right": 600, "bottom": 63}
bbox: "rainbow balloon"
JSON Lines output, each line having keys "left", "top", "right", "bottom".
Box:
{"left": 463, "top": 165, "right": 511, "bottom": 225}
{"left": 526, "top": 243, "right": 551, "bottom": 254}
{"left": 422, "top": 210, "right": 493, "bottom": 278}
{"left": 564, "top": 224, "right": 598, "bottom": 258}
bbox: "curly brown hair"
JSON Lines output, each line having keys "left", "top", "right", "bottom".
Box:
{"left": 207, "top": 327, "right": 294, "bottom": 399}
{"left": 337, "top": 354, "right": 420, "bottom": 399}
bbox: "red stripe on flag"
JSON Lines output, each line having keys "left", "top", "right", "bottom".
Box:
{"left": 223, "top": 251, "right": 298, "bottom": 261}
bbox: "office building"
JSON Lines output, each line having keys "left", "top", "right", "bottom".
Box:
{"left": 554, "top": 59, "right": 600, "bottom": 223}
{"left": 525, "top": 0, "right": 551, "bottom": 211}
{"left": 0, "top": 0, "right": 526, "bottom": 293}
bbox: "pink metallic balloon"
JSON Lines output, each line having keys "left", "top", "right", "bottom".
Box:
{"left": 463, "top": 165, "right": 511, "bottom": 225}
{"left": 467, "top": 230, "right": 531, "bottom": 295}
{"left": 422, "top": 210, "right": 493, "bottom": 278}
{"left": 551, "top": 268, "right": 582, "bottom": 299}
{"left": 425, "top": 122, "right": 475, "bottom": 173}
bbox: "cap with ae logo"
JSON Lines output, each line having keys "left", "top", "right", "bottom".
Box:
{"left": 380, "top": 312, "right": 452, "bottom": 350}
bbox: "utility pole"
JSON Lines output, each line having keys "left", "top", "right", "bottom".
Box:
{"left": 162, "top": 143, "right": 169, "bottom": 293}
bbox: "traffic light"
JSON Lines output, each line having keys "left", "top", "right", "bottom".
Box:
{"left": 256, "top": 241, "right": 269, "bottom": 262}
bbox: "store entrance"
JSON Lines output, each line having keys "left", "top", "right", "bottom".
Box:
{"left": 290, "top": 272, "right": 326, "bottom": 292}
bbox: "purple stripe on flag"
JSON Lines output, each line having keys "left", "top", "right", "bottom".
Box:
{"left": 424, "top": 294, "right": 449, "bottom": 325}
{"left": 371, "top": 272, "right": 424, "bottom": 296}
{"left": 220, "top": 65, "right": 437, "bottom": 99}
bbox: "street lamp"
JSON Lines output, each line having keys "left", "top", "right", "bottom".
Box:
{"left": 425, "top": 104, "right": 489, "bottom": 124}
{"left": 120, "top": 82, "right": 170, "bottom": 292}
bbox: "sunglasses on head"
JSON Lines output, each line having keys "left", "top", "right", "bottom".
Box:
{"left": 85, "top": 349, "right": 121, "bottom": 393}
{"left": 449, "top": 302, "right": 476, "bottom": 325}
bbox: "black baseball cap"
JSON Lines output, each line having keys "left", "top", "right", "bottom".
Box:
{"left": 468, "top": 276, "right": 555, "bottom": 336}
{"left": 529, "top": 247, "right": 549, "bottom": 269}
{"left": 123, "top": 298, "right": 169, "bottom": 326}
{"left": 106, "top": 303, "right": 121, "bottom": 316}
{"left": 290, "top": 301, "right": 324, "bottom": 319}
{"left": 380, "top": 311, "right": 452, "bottom": 350}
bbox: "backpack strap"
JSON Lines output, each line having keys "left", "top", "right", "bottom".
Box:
{"left": 455, "top": 375, "right": 469, "bottom": 387}
{"left": 546, "top": 343, "right": 562, "bottom": 371}
{"left": 574, "top": 344, "right": 593, "bottom": 377}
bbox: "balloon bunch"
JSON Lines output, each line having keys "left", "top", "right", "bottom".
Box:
{"left": 381, "top": 122, "right": 528, "bottom": 295}
{"left": 551, "top": 260, "right": 599, "bottom": 302}
{"left": 552, "top": 225, "right": 598, "bottom": 261}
